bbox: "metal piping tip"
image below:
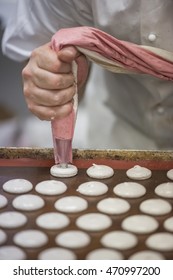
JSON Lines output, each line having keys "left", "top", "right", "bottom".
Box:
{"left": 59, "top": 163, "right": 68, "bottom": 168}
{"left": 52, "top": 138, "right": 72, "bottom": 165}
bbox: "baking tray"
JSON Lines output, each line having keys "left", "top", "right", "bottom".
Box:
{"left": 0, "top": 148, "right": 173, "bottom": 260}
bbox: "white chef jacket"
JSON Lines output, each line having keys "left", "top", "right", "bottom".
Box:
{"left": 2, "top": 0, "right": 173, "bottom": 149}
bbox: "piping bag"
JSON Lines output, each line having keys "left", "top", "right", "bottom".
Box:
{"left": 51, "top": 26, "right": 173, "bottom": 81}
{"left": 51, "top": 59, "right": 78, "bottom": 166}
{"left": 50, "top": 26, "right": 173, "bottom": 165}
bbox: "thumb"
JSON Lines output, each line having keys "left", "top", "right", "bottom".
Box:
{"left": 58, "top": 46, "right": 81, "bottom": 63}
{"left": 58, "top": 46, "right": 89, "bottom": 89}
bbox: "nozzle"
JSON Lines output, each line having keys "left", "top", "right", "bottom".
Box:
{"left": 53, "top": 138, "right": 72, "bottom": 165}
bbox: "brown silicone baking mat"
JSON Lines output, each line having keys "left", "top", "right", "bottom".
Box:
{"left": 0, "top": 148, "right": 173, "bottom": 260}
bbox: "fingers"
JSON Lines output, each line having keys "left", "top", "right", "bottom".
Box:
{"left": 23, "top": 66, "right": 74, "bottom": 90}
{"left": 24, "top": 83, "right": 76, "bottom": 107}
{"left": 27, "top": 101, "right": 74, "bottom": 121}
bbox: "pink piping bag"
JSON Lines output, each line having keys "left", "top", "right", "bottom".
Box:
{"left": 50, "top": 58, "right": 78, "bottom": 166}
{"left": 51, "top": 26, "right": 173, "bottom": 81}
{"left": 50, "top": 26, "right": 173, "bottom": 165}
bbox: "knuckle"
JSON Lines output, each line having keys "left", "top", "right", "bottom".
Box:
{"left": 22, "top": 66, "right": 31, "bottom": 79}
{"left": 55, "top": 73, "right": 74, "bottom": 88}
{"left": 37, "top": 110, "right": 50, "bottom": 121}
{"left": 54, "top": 103, "right": 73, "bottom": 119}
{"left": 53, "top": 93, "right": 61, "bottom": 104}
{"left": 23, "top": 84, "right": 31, "bottom": 98}
{"left": 52, "top": 75, "right": 61, "bottom": 88}
{"left": 68, "top": 102, "right": 73, "bottom": 111}
{"left": 65, "top": 104, "right": 73, "bottom": 117}
{"left": 30, "top": 47, "right": 40, "bottom": 59}
{"left": 51, "top": 60, "right": 61, "bottom": 72}
{"left": 27, "top": 102, "right": 35, "bottom": 114}
{"left": 64, "top": 102, "right": 73, "bottom": 115}
{"left": 27, "top": 103, "right": 49, "bottom": 121}
{"left": 23, "top": 89, "right": 29, "bottom": 98}
{"left": 23, "top": 83, "right": 36, "bottom": 101}
{"left": 55, "top": 74, "right": 65, "bottom": 88}
{"left": 53, "top": 87, "right": 75, "bottom": 105}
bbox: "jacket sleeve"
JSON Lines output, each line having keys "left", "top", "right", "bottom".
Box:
{"left": 1, "top": 0, "right": 83, "bottom": 61}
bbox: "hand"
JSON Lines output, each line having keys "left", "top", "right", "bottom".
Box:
{"left": 22, "top": 43, "right": 88, "bottom": 120}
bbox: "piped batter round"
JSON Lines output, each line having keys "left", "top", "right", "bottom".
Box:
{"left": 3, "top": 178, "right": 33, "bottom": 194}
{"left": 77, "top": 181, "right": 108, "bottom": 196}
{"left": 0, "top": 230, "right": 7, "bottom": 245}
{"left": 0, "top": 211, "right": 27, "bottom": 229}
{"left": 0, "top": 245, "right": 26, "bottom": 260}
{"left": 167, "top": 169, "right": 173, "bottom": 180}
{"left": 76, "top": 213, "right": 112, "bottom": 231}
{"left": 38, "top": 247, "right": 76, "bottom": 260}
{"left": 113, "top": 182, "right": 146, "bottom": 198}
{"left": 36, "top": 212, "right": 70, "bottom": 230}
{"left": 140, "top": 198, "right": 172, "bottom": 215}
{"left": 129, "top": 250, "right": 165, "bottom": 260}
{"left": 12, "top": 194, "right": 45, "bottom": 211}
{"left": 13, "top": 230, "right": 48, "bottom": 248}
{"left": 55, "top": 230, "right": 90, "bottom": 248}
{"left": 86, "top": 164, "right": 114, "bottom": 179}
{"left": 121, "top": 214, "right": 159, "bottom": 234}
{"left": 126, "top": 165, "right": 152, "bottom": 180}
{"left": 50, "top": 164, "right": 78, "bottom": 178}
{"left": 0, "top": 195, "right": 8, "bottom": 209}
{"left": 97, "top": 197, "right": 130, "bottom": 214}
{"left": 154, "top": 182, "right": 173, "bottom": 198}
{"left": 146, "top": 232, "right": 173, "bottom": 251}
{"left": 101, "top": 230, "right": 138, "bottom": 250}
{"left": 54, "top": 196, "right": 88, "bottom": 213}
{"left": 163, "top": 217, "right": 173, "bottom": 232}
{"left": 86, "top": 248, "right": 124, "bottom": 260}
{"left": 35, "top": 180, "right": 67, "bottom": 195}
